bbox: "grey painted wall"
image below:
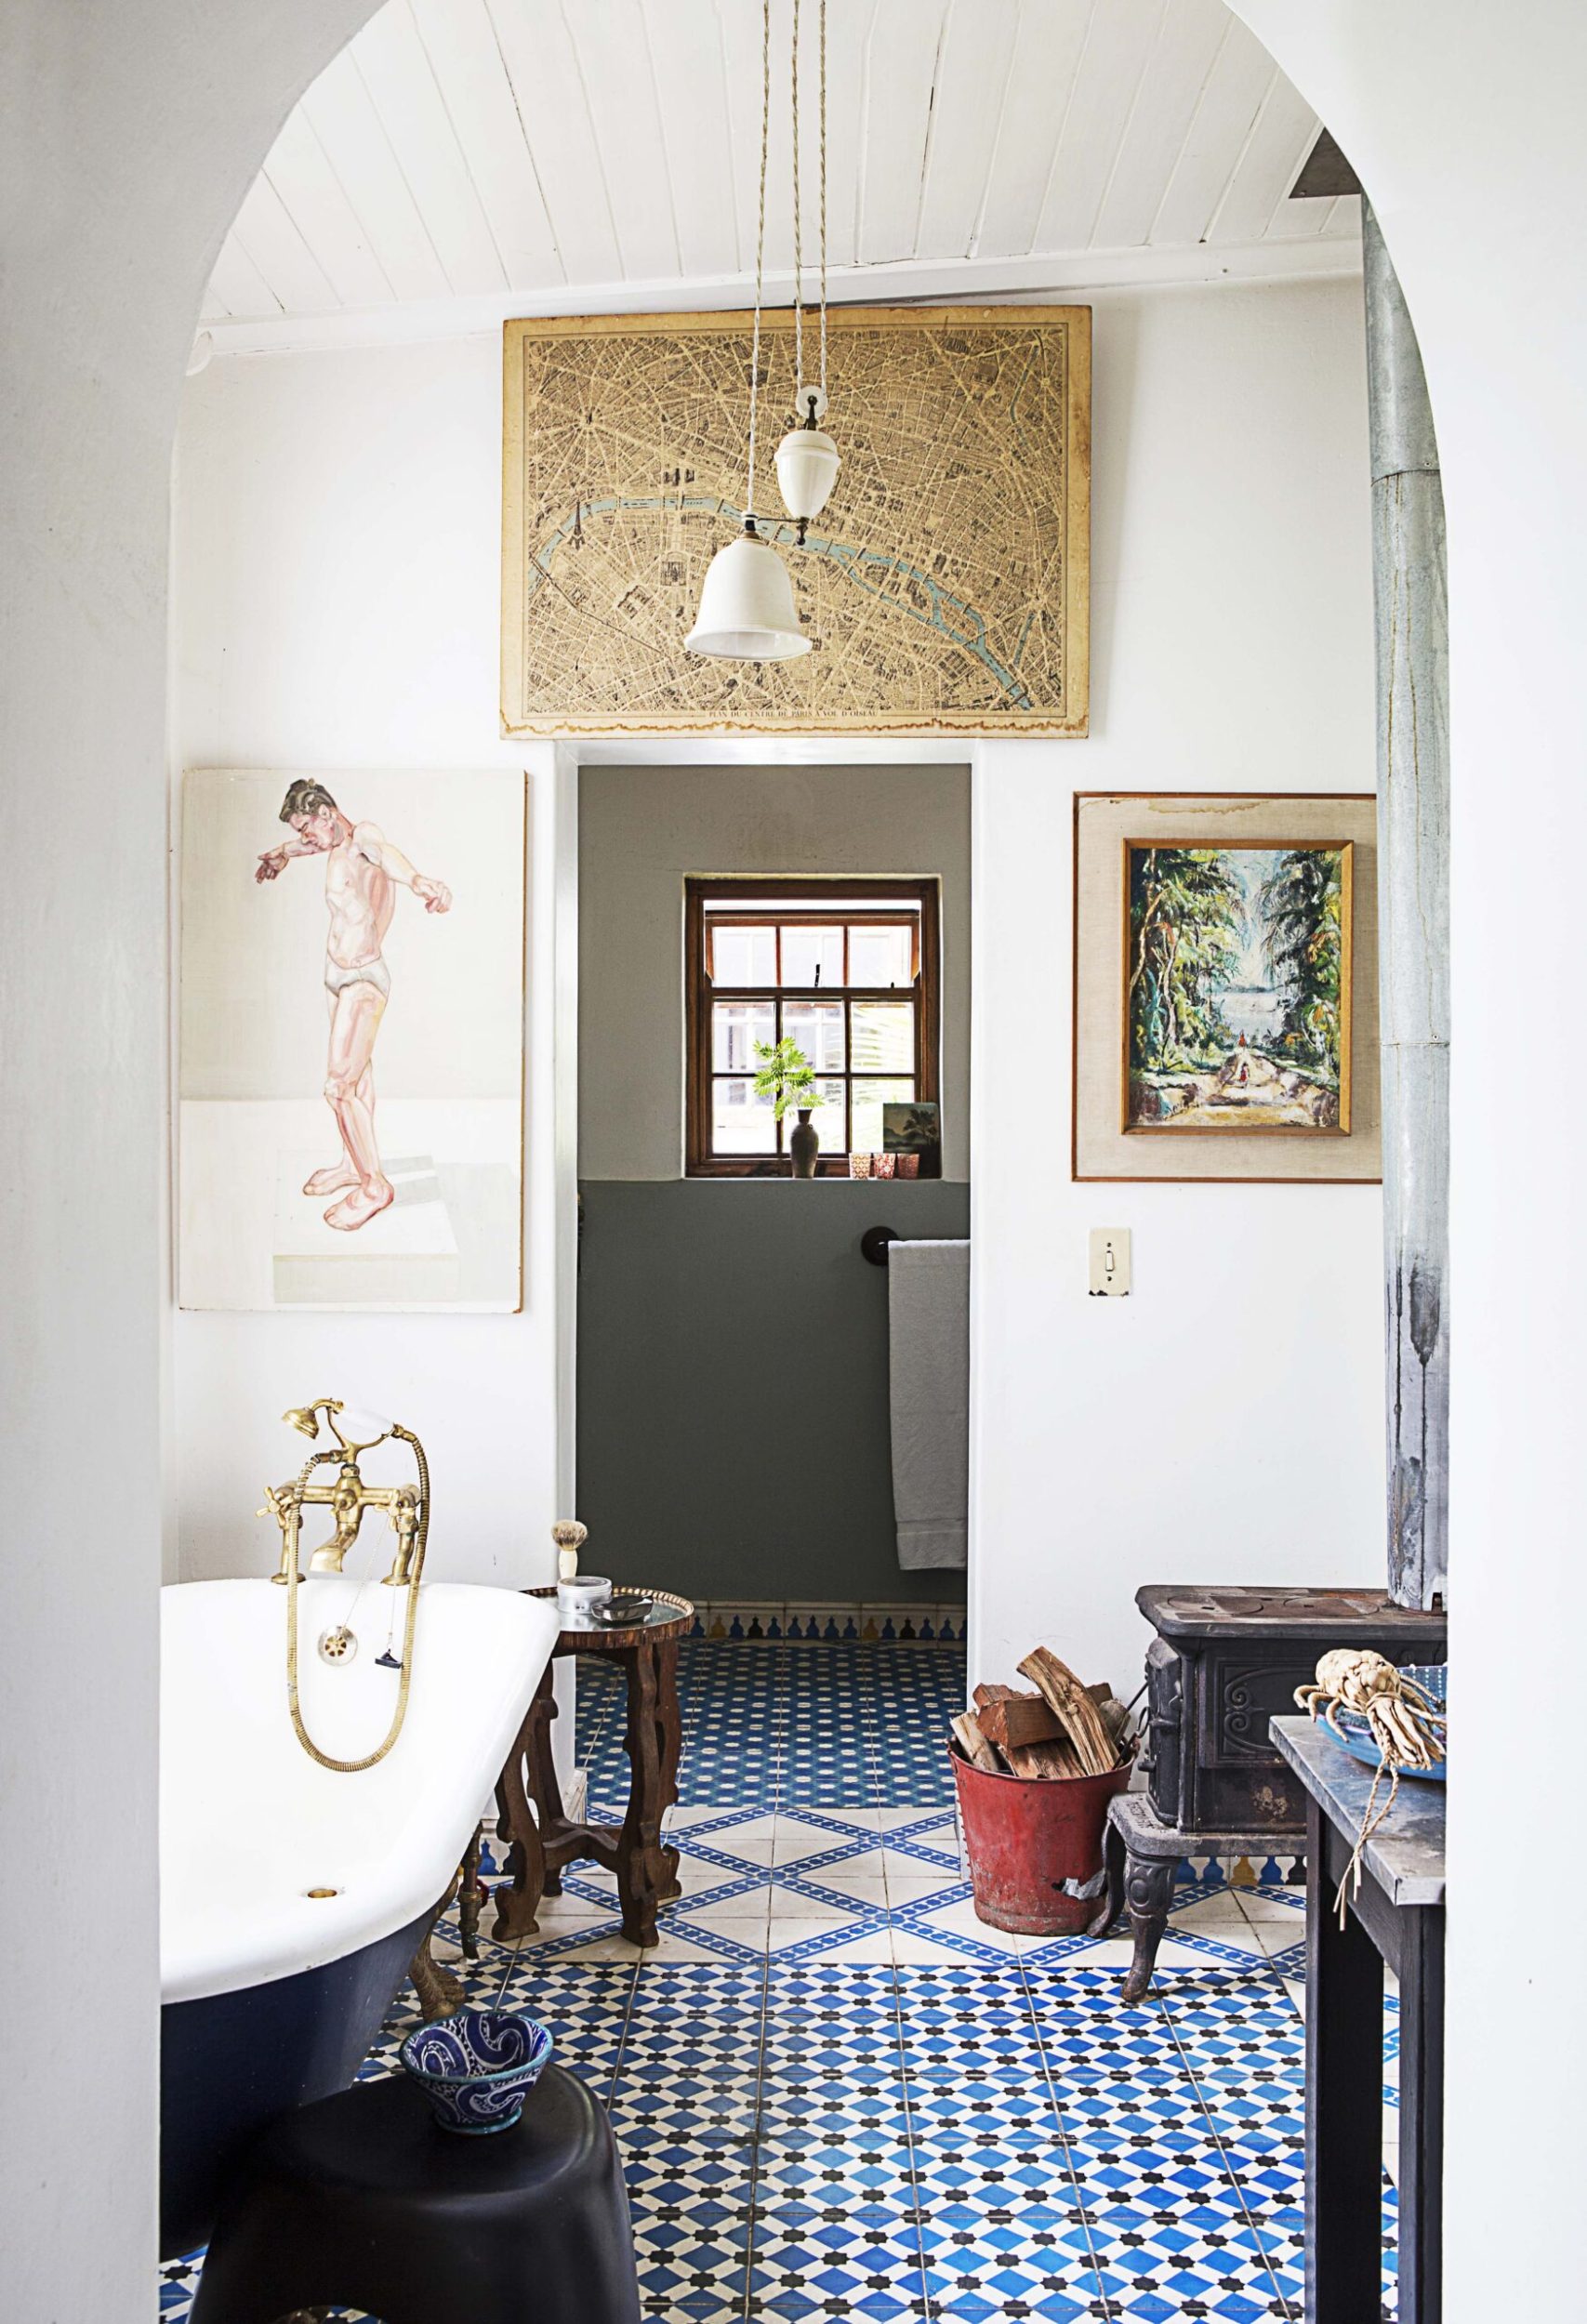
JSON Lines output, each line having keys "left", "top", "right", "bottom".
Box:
{"left": 576, "top": 761, "right": 971, "bottom": 1605}
{"left": 577, "top": 1181, "right": 971, "bottom": 1606}
{"left": 578, "top": 761, "right": 972, "bottom": 1181}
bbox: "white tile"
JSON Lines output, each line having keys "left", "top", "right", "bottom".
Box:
{"left": 794, "top": 1844, "right": 886, "bottom": 1881}
{"left": 883, "top": 1871, "right": 956, "bottom": 1903}
{"left": 803, "top": 1805, "right": 883, "bottom": 1834}
{"left": 564, "top": 1863, "right": 619, "bottom": 1895}
{"left": 772, "top": 1823, "right": 849, "bottom": 1865}
{"left": 519, "top": 1892, "right": 612, "bottom": 1927}
{"left": 766, "top": 1912, "right": 864, "bottom": 1953}
{"left": 669, "top": 1857, "right": 760, "bottom": 1897}
{"left": 877, "top": 1805, "right": 954, "bottom": 1833}
{"left": 1064, "top": 1936, "right": 1209, "bottom": 1973}
{"left": 688, "top": 1886, "right": 774, "bottom": 1922}
{"left": 890, "top": 1928, "right": 964, "bottom": 1962}
{"left": 697, "top": 1834, "right": 777, "bottom": 1865}
{"left": 817, "top": 1929, "right": 899, "bottom": 1963}
{"left": 712, "top": 1814, "right": 778, "bottom": 1846}
{"left": 1237, "top": 1884, "right": 1308, "bottom": 1924}
{"left": 912, "top": 1898, "right": 1056, "bottom": 1957}
{"left": 1170, "top": 1898, "right": 1271, "bottom": 1954}
{"left": 795, "top": 1870, "right": 889, "bottom": 1904}
{"left": 1169, "top": 1893, "right": 1254, "bottom": 1930}
{"left": 549, "top": 1933, "right": 649, "bottom": 1962}
{"left": 555, "top": 1927, "right": 731, "bottom": 1964}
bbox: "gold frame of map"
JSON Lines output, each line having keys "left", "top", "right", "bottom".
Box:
{"left": 500, "top": 305, "right": 1090, "bottom": 737}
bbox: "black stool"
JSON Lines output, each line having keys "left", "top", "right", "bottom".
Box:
{"left": 190, "top": 2066, "right": 641, "bottom": 2324}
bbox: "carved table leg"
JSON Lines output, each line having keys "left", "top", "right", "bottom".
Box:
{"left": 524, "top": 1661, "right": 566, "bottom": 1896}
{"left": 457, "top": 1824, "right": 483, "bottom": 1959}
{"left": 1120, "top": 1848, "right": 1179, "bottom": 2001}
{"left": 493, "top": 1672, "right": 555, "bottom": 1943}
{"left": 615, "top": 1640, "right": 682, "bottom": 1947}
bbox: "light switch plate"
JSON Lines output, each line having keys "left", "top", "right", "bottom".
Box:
{"left": 1089, "top": 1228, "right": 1131, "bottom": 1296}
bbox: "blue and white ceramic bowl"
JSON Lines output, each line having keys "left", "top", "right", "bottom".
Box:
{"left": 1322, "top": 1661, "right": 1448, "bottom": 1783}
{"left": 400, "top": 2008, "right": 553, "bottom": 2135}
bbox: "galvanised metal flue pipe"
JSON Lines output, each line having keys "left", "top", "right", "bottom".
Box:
{"left": 1364, "top": 198, "right": 1450, "bottom": 1610}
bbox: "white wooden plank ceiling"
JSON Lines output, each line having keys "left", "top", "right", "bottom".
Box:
{"left": 202, "top": 0, "right": 1357, "bottom": 350}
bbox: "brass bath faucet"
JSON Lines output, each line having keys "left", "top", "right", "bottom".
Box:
{"left": 259, "top": 1397, "right": 425, "bottom": 1588}
{"left": 258, "top": 1398, "right": 435, "bottom": 1775}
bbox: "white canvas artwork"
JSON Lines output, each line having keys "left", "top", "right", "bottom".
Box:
{"left": 179, "top": 769, "right": 524, "bottom": 1311}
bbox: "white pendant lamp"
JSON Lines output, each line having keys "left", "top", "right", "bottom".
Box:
{"left": 686, "top": 522, "right": 811, "bottom": 660}
{"left": 775, "top": 0, "right": 840, "bottom": 538}
{"left": 775, "top": 395, "right": 840, "bottom": 535}
{"left": 687, "top": 0, "right": 808, "bottom": 662}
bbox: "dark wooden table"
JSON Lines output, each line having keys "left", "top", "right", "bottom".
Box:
{"left": 494, "top": 1588, "right": 693, "bottom": 1949}
{"left": 1272, "top": 1715, "right": 1445, "bottom": 2324}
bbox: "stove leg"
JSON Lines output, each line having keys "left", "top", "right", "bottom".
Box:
{"left": 1121, "top": 1849, "right": 1177, "bottom": 2001}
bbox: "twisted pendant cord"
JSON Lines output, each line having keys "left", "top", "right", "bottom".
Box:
{"left": 747, "top": 0, "right": 771, "bottom": 520}
{"left": 819, "top": 0, "right": 828, "bottom": 398}
{"left": 791, "top": 0, "right": 803, "bottom": 406}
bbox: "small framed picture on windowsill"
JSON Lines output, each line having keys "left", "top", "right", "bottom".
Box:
{"left": 883, "top": 1101, "right": 942, "bottom": 1181}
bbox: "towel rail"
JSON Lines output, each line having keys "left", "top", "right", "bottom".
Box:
{"left": 861, "top": 1225, "right": 900, "bottom": 1267}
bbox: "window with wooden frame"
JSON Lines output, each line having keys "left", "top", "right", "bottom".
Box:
{"left": 685, "top": 878, "right": 942, "bottom": 1176}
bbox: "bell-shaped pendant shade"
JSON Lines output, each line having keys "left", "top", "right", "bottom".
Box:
{"left": 775, "top": 424, "right": 840, "bottom": 524}
{"left": 685, "top": 529, "right": 812, "bottom": 660}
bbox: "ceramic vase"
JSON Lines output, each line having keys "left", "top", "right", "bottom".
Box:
{"left": 789, "top": 1108, "right": 819, "bottom": 1179}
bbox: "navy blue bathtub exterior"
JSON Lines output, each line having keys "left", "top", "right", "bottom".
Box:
{"left": 160, "top": 1908, "right": 429, "bottom": 2258}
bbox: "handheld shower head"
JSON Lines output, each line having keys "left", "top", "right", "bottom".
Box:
{"left": 329, "top": 1406, "right": 394, "bottom": 1451}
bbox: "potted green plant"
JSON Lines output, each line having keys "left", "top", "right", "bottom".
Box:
{"left": 753, "top": 1036, "right": 822, "bottom": 1177}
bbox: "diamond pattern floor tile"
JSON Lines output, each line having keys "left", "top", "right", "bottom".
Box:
{"left": 158, "top": 1635, "right": 1399, "bottom": 2324}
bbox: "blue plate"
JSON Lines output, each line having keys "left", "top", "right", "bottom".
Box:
{"left": 1321, "top": 1662, "right": 1448, "bottom": 1783}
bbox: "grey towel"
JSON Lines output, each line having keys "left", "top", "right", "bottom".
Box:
{"left": 887, "top": 1237, "right": 970, "bottom": 1570}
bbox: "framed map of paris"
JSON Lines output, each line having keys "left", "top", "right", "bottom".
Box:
{"left": 501, "top": 305, "right": 1090, "bottom": 737}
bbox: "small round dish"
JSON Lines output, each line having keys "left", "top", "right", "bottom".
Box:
{"left": 399, "top": 2008, "right": 553, "bottom": 2135}
{"left": 1322, "top": 1662, "right": 1448, "bottom": 1783}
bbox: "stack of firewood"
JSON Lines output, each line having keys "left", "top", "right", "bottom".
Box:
{"left": 949, "top": 1647, "right": 1133, "bottom": 1778}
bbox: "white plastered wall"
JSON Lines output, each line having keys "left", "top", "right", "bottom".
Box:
{"left": 0, "top": 7, "right": 380, "bottom": 2314}
{"left": 1230, "top": 7, "right": 1587, "bottom": 2310}
{"left": 970, "top": 275, "right": 1382, "bottom": 1692}
{"left": 170, "top": 338, "right": 569, "bottom": 1590}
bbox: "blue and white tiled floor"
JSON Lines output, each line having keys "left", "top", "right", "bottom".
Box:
{"left": 161, "top": 1639, "right": 1400, "bottom": 2319}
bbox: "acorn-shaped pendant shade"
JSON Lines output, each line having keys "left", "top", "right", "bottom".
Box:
{"left": 775, "top": 419, "right": 840, "bottom": 526}
{"left": 685, "top": 526, "right": 811, "bottom": 661}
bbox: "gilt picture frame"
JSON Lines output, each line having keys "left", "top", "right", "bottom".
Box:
{"left": 1073, "top": 792, "right": 1380, "bottom": 1183}
{"left": 501, "top": 304, "right": 1091, "bottom": 737}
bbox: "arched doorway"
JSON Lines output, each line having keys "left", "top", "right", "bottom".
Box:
{"left": 5, "top": 7, "right": 1582, "bottom": 2320}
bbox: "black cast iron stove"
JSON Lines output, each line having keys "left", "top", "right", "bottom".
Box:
{"left": 1107, "top": 1583, "right": 1446, "bottom": 1996}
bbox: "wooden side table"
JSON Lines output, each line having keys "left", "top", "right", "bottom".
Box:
{"left": 1272, "top": 1715, "right": 1446, "bottom": 2324}
{"left": 494, "top": 1588, "right": 694, "bottom": 1949}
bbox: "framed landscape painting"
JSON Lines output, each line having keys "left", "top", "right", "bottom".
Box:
{"left": 1073, "top": 793, "right": 1380, "bottom": 1183}
{"left": 1123, "top": 840, "right": 1353, "bottom": 1133}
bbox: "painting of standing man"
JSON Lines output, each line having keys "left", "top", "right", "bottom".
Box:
{"left": 255, "top": 779, "right": 452, "bottom": 1230}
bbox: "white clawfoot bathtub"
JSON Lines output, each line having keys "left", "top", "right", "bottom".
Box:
{"left": 160, "top": 1577, "right": 558, "bottom": 2255}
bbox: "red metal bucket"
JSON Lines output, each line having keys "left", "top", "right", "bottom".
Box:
{"left": 950, "top": 1750, "right": 1131, "bottom": 1934}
